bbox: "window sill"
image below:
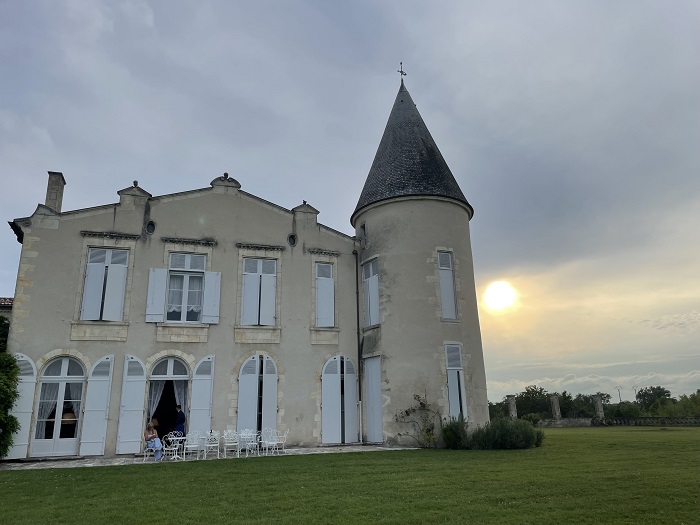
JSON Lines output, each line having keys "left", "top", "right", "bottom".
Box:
{"left": 440, "top": 318, "right": 460, "bottom": 323}
{"left": 71, "top": 321, "right": 129, "bottom": 342}
{"left": 156, "top": 324, "right": 209, "bottom": 343}
{"left": 310, "top": 327, "right": 339, "bottom": 345}
{"left": 234, "top": 325, "right": 281, "bottom": 344}
{"left": 362, "top": 324, "right": 380, "bottom": 333}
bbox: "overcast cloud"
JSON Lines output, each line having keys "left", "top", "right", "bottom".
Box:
{"left": 1, "top": 1, "right": 698, "bottom": 402}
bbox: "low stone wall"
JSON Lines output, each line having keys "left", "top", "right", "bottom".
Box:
{"left": 538, "top": 418, "right": 592, "bottom": 428}
{"left": 607, "top": 416, "right": 700, "bottom": 426}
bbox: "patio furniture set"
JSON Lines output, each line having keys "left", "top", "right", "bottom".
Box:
{"left": 145, "top": 428, "right": 289, "bottom": 462}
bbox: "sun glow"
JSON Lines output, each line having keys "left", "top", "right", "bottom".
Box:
{"left": 484, "top": 281, "right": 518, "bottom": 311}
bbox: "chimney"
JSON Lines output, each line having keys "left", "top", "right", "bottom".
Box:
{"left": 45, "top": 171, "right": 66, "bottom": 212}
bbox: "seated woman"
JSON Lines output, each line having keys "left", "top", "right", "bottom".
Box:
{"left": 144, "top": 421, "right": 163, "bottom": 462}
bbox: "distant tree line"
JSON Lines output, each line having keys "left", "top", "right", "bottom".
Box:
{"left": 489, "top": 385, "right": 700, "bottom": 423}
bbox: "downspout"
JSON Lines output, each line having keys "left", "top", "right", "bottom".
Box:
{"left": 353, "top": 247, "right": 363, "bottom": 444}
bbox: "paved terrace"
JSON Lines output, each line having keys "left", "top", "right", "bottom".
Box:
{"left": 0, "top": 445, "right": 412, "bottom": 471}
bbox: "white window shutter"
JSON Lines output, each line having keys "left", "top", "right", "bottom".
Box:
{"left": 439, "top": 266, "right": 457, "bottom": 319}
{"left": 201, "top": 271, "right": 221, "bottom": 324}
{"left": 81, "top": 263, "right": 106, "bottom": 320}
{"left": 102, "top": 265, "right": 127, "bottom": 322}
{"left": 146, "top": 268, "right": 168, "bottom": 323}
{"left": 241, "top": 273, "right": 260, "bottom": 326}
{"left": 116, "top": 355, "right": 146, "bottom": 454}
{"left": 237, "top": 356, "right": 259, "bottom": 431}
{"left": 321, "top": 357, "right": 342, "bottom": 444}
{"left": 190, "top": 356, "right": 215, "bottom": 434}
{"left": 261, "top": 356, "right": 277, "bottom": 432}
{"left": 368, "top": 274, "right": 379, "bottom": 326}
{"left": 316, "top": 272, "right": 335, "bottom": 327}
{"left": 80, "top": 355, "right": 113, "bottom": 456}
{"left": 343, "top": 358, "right": 359, "bottom": 443}
{"left": 259, "top": 273, "right": 276, "bottom": 326}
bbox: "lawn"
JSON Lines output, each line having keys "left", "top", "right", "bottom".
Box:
{"left": 0, "top": 427, "right": 697, "bottom": 525}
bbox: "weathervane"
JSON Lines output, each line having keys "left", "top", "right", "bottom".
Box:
{"left": 397, "top": 62, "right": 407, "bottom": 78}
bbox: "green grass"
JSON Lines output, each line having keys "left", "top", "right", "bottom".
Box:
{"left": 1, "top": 427, "right": 698, "bottom": 525}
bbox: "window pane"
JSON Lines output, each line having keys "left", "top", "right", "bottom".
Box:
{"left": 438, "top": 252, "right": 452, "bottom": 270}
{"left": 43, "top": 360, "right": 62, "bottom": 376}
{"left": 244, "top": 258, "right": 259, "bottom": 273}
{"left": 88, "top": 249, "right": 107, "bottom": 264}
{"left": 152, "top": 360, "right": 168, "bottom": 376}
{"left": 189, "top": 254, "right": 206, "bottom": 271}
{"left": 317, "top": 263, "right": 332, "bottom": 279}
{"left": 170, "top": 253, "right": 187, "bottom": 269}
{"left": 172, "top": 360, "right": 188, "bottom": 376}
{"left": 110, "top": 249, "right": 128, "bottom": 266}
{"left": 261, "top": 259, "right": 276, "bottom": 275}
{"left": 187, "top": 275, "right": 203, "bottom": 321}
{"left": 67, "top": 359, "right": 84, "bottom": 377}
{"left": 167, "top": 274, "right": 184, "bottom": 320}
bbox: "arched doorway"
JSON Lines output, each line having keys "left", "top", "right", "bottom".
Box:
{"left": 237, "top": 354, "right": 277, "bottom": 432}
{"left": 322, "top": 355, "right": 358, "bottom": 444}
{"left": 148, "top": 357, "right": 189, "bottom": 436}
{"left": 32, "top": 356, "right": 86, "bottom": 456}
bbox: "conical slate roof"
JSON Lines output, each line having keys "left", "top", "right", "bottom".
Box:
{"left": 352, "top": 81, "right": 472, "bottom": 225}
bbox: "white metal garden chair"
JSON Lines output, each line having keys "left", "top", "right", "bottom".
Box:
{"left": 162, "top": 431, "right": 182, "bottom": 461}
{"left": 239, "top": 429, "right": 259, "bottom": 457}
{"left": 183, "top": 430, "right": 201, "bottom": 460}
{"left": 222, "top": 429, "right": 239, "bottom": 459}
{"left": 260, "top": 427, "right": 279, "bottom": 456}
{"left": 201, "top": 430, "right": 220, "bottom": 459}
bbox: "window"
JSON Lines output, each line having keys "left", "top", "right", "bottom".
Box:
{"left": 315, "top": 263, "right": 335, "bottom": 327}
{"left": 438, "top": 251, "right": 457, "bottom": 320}
{"left": 241, "top": 258, "right": 277, "bottom": 326}
{"left": 145, "top": 254, "right": 221, "bottom": 324}
{"left": 362, "top": 259, "right": 379, "bottom": 327}
{"left": 167, "top": 253, "right": 205, "bottom": 322}
{"left": 445, "top": 344, "right": 466, "bottom": 420}
{"left": 80, "top": 248, "right": 128, "bottom": 321}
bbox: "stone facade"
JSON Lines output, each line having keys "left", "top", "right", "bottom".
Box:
{"left": 6, "top": 82, "right": 490, "bottom": 459}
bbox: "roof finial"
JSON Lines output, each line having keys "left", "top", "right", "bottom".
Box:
{"left": 397, "top": 62, "right": 407, "bottom": 82}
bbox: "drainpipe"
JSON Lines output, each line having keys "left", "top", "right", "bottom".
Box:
{"left": 353, "top": 248, "right": 363, "bottom": 444}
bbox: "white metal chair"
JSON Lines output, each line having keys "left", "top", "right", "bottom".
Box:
{"left": 201, "top": 430, "right": 221, "bottom": 459}
{"left": 162, "top": 431, "right": 181, "bottom": 461}
{"left": 278, "top": 429, "right": 289, "bottom": 454}
{"left": 183, "top": 430, "right": 201, "bottom": 460}
{"left": 260, "top": 428, "right": 279, "bottom": 456}
{"left": 239, "top": 429, "right": 259, "bottom": 457}
{"left": 222, "top": 429, "right": 239, "bottom": 459}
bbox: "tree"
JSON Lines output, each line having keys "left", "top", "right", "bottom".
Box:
{"left": 636, "top": 386, "right": 672, "bottom": 411}
{"left": 515, "top": 386, "right": 551, "bottom": 418}
{"left": 0, "top": 316, "right": 8, "bottom": 353}
{"left": 0, "top": 352, "right": 20, "bottom": 458}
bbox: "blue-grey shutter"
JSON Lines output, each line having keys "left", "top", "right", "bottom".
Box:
{"left": 102, "top": 265, "right": 128, "bottom": 322}
{"left": 80, "top": 355, "right": 113, "bottom": 456}
{"left": 259, "top": 274, "right": 276, "bottom": 326}
{"left": 237, "top": 356, "right": 259, "bottom": 431}
{"left": 445, "top": 345, "right": 464, "bottom": 420}
{"left": 438, "top": 252, "right": 456, "bottom": 319}
{"left": 190, "top": 356, "right": 215, "bottom": 433}
{"left": 343, "top": 358, "right": 359, "bottom": 443}
{"left": 146, "top": 268, "right": 168, "bottom": 323}
{"left": 322, "top": 356, "right": 341, "bottom": 444}
{"left": 261, "top": 356, "right": 277, "bottom": 432}
{"left": 201, "top": 272, "right": 221, "bottom": 324}
{"left": 363, "top": 355, "right": 383, "bottom": 443}
{"left": 6, "top": 354, "right": 36, "bottom": 459}
{"left": 367, "top": 274, "right": 379, "bottom": 326}
{"left": 80, "top": 263, "right": 106, "bottom": 320}
{"left": 116, "top": 356, "right": 146, "bottom": 454}
{"left": 241, "top": 273, "right": 260, "bottom": 325}
{"left": 316, "top": 264, "right": 335, "bottom": 327}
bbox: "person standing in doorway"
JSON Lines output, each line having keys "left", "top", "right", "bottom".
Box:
{"left": 175, "top": 404, "right": 186, "bottom": 435}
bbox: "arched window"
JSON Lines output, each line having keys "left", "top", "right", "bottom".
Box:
{"left": 33, "top": 357, "right": 86, "bottom": 456}
{"left": 148, "top": 357, "right": 189, "bottom": 436}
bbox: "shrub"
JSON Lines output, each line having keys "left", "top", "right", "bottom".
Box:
{"left": 465, "top": 418, "right": 544, "bottom": 450}
{"left": 442, "top": 415, "right": 468, "bottom": 449}
{"left": 521, "top": 412, "right": 541, "bottom": 425}
{"left": 0, "top": 351, "right": 20, "bottom": 458}
{"left": 395, "top": 393, "right": 443, "bottom": 448}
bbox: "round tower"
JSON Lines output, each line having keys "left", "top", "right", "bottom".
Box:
{"left": 352, "top": 80, "right": 489, "bottom": 444}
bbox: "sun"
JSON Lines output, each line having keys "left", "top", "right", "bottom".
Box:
{"left": 483, "top": 281, "right": 518, "bottom": 311}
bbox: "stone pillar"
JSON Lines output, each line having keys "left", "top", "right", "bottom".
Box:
{"left": 549, "top": 395, "right": 562, "bottom": 420}
{"left": 45, "top": 171, "right": 66, "bottom": 212}
{"left": 506, "top": 395, "right": 517, "bottom": 420}
{"left": 592, "top": 395, "right": 605, "bottom": 419}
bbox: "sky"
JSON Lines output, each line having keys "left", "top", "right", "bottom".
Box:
{"left": 1, "top": 1, "right": 698, "bottom": 403}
